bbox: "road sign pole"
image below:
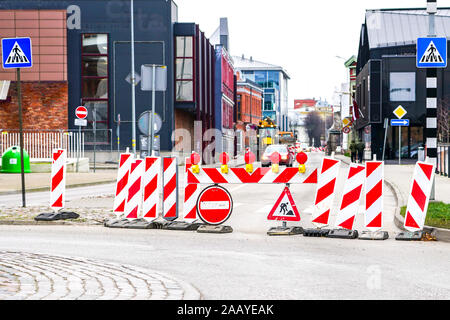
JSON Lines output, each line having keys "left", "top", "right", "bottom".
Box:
{"left": 16, "top": 68, "right": 26, "bottom": 207}
{"left": 399, "top": 126, "right": 401, "bottom": 165}
{"left": 76, "top": 125, "right": 80, "bottom": 173}
{"left": 382, "top": 118, "right": 388, "bottom": 161}
{"left": 427, "top": 0, "right": 438, "bottom": 199}
{"left": 148, "top": 64, "right": 156, "bottom": 156}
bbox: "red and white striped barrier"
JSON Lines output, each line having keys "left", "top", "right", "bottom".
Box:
{"left": 125, "top": 159, "right": 144, "bottom": 220}
{"left": 50, "top": 148, "right": 67, "bottom": 211}
{"left": 334, "top": 163, "right": 365, "bottom": 230}
{"left": 183, "top": 157, "right": 199, "bottom": 223}
{"left": 311, "top": 157, "right": 340, "bottom": 227}
{"left": 142, "top": 157, "right": 161, "bottom": 222}
{"left": 364, "top": 161, "right": 384, "bottom": 231}
{"left": 404, "top": 161, "right": 436, "bottom": 232}
{"left": 187, "top": 167, "right": 318, "bottom": 185}
{"left": 113, "top": 153, "right": 133, "bottom": 218}
{"left": 163, "top": 157, "right": 178, "bottom": 221}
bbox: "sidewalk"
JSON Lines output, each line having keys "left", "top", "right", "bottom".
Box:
{"left": 0, "top": 170, "right": 118, "bottom": 194}
{"left": 335, "top": 155, "right": 450, "bottom": 206}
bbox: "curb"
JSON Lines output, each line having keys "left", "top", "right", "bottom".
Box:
{"left": 0, "top": 220, "right": 103, "bottom": 226}
{"left": 338, "top": 155, "right": 450, "bottom": 242}
{"left": 0, "top": 180, "right": 117, "bottom": 196}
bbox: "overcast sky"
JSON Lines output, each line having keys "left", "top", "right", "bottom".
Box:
{"left": 177, "top": 0, "right": 449, "bottom": 107}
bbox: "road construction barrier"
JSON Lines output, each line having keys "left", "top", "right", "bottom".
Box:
{"left": 113, "top": 153, "right": 133, "bottom": 217}
{"left": 125, "top": 159, "right": 144, "bottom": 219}
{"left": 334, "top": 163, "right": 365, "bottom": 230}
{"left": 142, "top": 157, "right": 161, "bottom": 222}
{"left": 163, "top": 157, "right": 178, "bottom": 221}
{"left": 183, "top": 157, "right": 199, "bottom": 223}
{"left": 50, "top": 148, "right": 67, "bottom": 211}
{"left": 187, "top": 167, "right": 318, "bottom": 185}
{"left": 404, "top": 161, "right": 436, "bottom": 232}
{"left": 105, "top": 150, "right": 440, "bottom": 240}
{"left": 311, "top": 157, "right": 340, "bottom": 227}
{"left": 364, "top": 161, "right": 384, "bottom": 231}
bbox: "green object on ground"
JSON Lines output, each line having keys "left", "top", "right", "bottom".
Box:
{"left": 400, "top": 202, "right": 450, "bottom": 229}
{"left": 1, "top": 146, "right": 31, "bottom": 173}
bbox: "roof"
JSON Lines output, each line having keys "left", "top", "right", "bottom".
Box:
{"left": 232, "top": 55, "right": 290, "bottom": 79}
{"left": 365, "top": 8, "right": 450, "bottom": 49}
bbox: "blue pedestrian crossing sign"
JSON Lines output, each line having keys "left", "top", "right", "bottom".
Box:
{"left": 417, "top": 37, "right": 447, "bottom": 68}
{"left": 1, "top": 37, "right": 33, "bottom": 69}
{"left": 391, "top": 119, "right": 410, "bottom": 127}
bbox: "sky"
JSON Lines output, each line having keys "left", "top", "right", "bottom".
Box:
{"left": 176, "top": 0, "right": 450, "bottom": 107}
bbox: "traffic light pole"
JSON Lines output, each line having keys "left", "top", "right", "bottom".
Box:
{"left": 16, "top": 68, "right": 26, "bottom": 207}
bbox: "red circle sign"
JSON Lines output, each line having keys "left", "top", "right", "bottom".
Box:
{"left": 75, "top": 106, "right": 88, "bottom": 119}
{"left": 197, "top": 185, "right": 233, "bottom": 225}
{"left": 343, "top": 126, "right": 351, "bottom": 134}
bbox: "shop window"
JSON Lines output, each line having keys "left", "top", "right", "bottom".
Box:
{"left": 81, "top": 34, "right": 109, "bottom": 144}
{"left": 175, "top": 36, "right": 194, "bottom": 102}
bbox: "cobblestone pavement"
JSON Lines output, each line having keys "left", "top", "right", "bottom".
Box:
{"left": 0, "top": 251, "right": 201, "bottom": 300}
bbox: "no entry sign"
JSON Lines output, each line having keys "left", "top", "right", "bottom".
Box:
{"left": 75, "top": 106, "right": 88, "bottom": 119}
{"left": 196, "top": 185, "right": 233, "bottom": 225}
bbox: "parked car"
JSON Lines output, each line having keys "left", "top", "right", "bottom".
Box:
{"left": 261, "top": 144, "right": 294, "bottom": 167}
{"left": 395, "top": 143, "right": 422, "bottom": 159}
{"left": 300, "top": 143, "right": 310, "bottom": 152}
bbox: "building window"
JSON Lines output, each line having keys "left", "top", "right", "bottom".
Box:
{"left": 175, "top": 36, "right": 194, "bottom": 102}
{"left": 390, "top": 72, "right": 416, "bottom": 102}
{"left": 81, "top": 34, "right": 109, "bottom": 144}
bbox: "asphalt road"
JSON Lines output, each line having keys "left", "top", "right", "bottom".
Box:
{"left": 0, "top": 153, "right": 449, "bottom": 299}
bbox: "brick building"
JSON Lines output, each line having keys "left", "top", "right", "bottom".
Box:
{"left": 0, "top": 10, "right": 68, "bottom": 131}
{"left": 0, "top": 0, "right": 222, "bottom": 156}
{"left": 235, "top": 75, "right": 263, "bottom": 153}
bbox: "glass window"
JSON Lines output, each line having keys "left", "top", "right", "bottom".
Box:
{"left": 82, "top": 56, "right": 108, "bottom": 77}
{"left": 82, "top": 34, "right": 108, "bottom": 55}
{"left": 176, "top": 37, "right": 193, "bottom": 57}
{"left": 82, "top": 78, "right": 108, "bottom": 99}
{"left": 84, "top": 101, "right": 108, "bottom": 122}
{"left": 390, "top": 72, "right": 416, "bottom": 101}
{"left": 81, "top": 33, "right": 109, "bottom": 143}
{"left": 176, "top": 58, "right": 193, "bottom": 79}
{"left": 176, "top": 81, "right": 194, "bottom": 101}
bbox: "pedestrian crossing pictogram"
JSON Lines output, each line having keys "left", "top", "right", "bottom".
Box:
{"left": 1, "top": 37, "right": 33, "bottom": 69}
{"left": 417, "top": 37, "right": 447, "bottom": 68}
{"left": 419, "top": 41, "right": 443, "bottom": 64}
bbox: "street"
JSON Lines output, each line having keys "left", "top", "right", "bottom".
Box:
{"left": 0, "top": 153, "right": 448, "bottom": 300}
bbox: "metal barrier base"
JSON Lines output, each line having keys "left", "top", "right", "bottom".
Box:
{"left": 303, "top": 228, "right": 330, "bottom": 237}
{"left": 197, "top": 225, "right": 233, "bottom": 234}
{"left": 35, "top": 211, "right": 79, "bottom": 221}
{"left": 395, "top": 231, "right": 423, "bottom": 241}
{"left": 358, "top": 231, "right": 389, "bottom": 240}
{"left": 163, "top": 221, "right": 204, "bottom": 231}
{"left": 267, "top": 226, "right": 304, "bottom": 236}
{"left": 327, "top": 229, "right": 359, "bottom": 239}
{"left": 104, "top": 218, "right": 165, "bottom": 229}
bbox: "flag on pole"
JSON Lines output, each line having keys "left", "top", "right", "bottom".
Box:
{"left": 352, "top": 98, "right": 362, "bottom": 121}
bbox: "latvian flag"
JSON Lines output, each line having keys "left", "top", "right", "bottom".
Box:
{"left": 352, "top": 98, "right": 361, "bottom": 122}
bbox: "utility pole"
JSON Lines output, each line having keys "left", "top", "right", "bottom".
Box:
{"left": 130, "top": 0, "right": 137, "bottom": 155}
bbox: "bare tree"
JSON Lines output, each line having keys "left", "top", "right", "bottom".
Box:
{"left": 304, "top": 111, "right": 323, "bottom": 147}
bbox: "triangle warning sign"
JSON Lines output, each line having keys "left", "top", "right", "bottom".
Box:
{"left": 267, "top": 187, "right": 301, "bottom": 222}
{"left": 5, "top": 42, "right": 30, "bottom": 65}
{"left": 420, "top": 41, "right": 444, "bottom": 64}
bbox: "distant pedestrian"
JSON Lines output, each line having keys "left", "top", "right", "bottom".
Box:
{"left": 350, "top": 141, "right": 357, "bottom": 163}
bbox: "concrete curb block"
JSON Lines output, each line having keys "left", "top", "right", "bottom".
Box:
{"left": 0, "top": 220, "right": 101, "bottom": 226}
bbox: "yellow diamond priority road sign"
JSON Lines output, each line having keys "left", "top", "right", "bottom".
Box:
{"left": 393, "top": 105, "right": 407, "bottom": 119}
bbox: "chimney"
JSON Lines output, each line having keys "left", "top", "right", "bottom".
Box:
{"left": 250, "top": 56, "right": 253, "bottom": 62}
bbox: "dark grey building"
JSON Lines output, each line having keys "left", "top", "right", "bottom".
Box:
{"left": 355, "top": 8, "right": 450, "bottom": 160}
